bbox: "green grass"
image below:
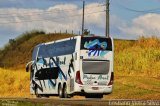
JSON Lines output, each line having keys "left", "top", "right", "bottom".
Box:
{"left": 0, "top": 68, "right": 30, "bottom": 97}
{"left": 104, "top": 76, "right": 160, "bottom": 100}
{"left": 110, "top": 43, "right": 160, "bottom": 100}
{"left": 114, "top": 37, "right": 160, "bottom": 77}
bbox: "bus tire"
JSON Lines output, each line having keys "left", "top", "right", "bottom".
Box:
{"left": 63, "top": 84, "right": 68, "bottom": 98}
{"left": 58, "top": 84, "right": 63, "bottom": 98}
{"left": 42, "top": 95, "right": 49, "bottom": 98}
{"left": 35, "top": 87, "right": 41, "bottom": 98}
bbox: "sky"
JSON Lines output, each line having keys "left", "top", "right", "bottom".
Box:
{"left": 0, "top": 0, "right": 160, "bottom": 48}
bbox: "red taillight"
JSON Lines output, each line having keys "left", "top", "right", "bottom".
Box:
{"left": 75, "top": 71, "right": 83, "bottom": 85}
{"left": 108, "top": 72, "right": 114, "bottom": 86}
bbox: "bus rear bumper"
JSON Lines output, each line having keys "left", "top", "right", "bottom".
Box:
{"left": 75, "top": 85, "right": 113, "bottom": 94}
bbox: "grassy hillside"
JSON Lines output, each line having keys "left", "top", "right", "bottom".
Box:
{"left": 0, "top": 31, "right": 159, "bottom": 99}
{"left": 0, "top": 30, "right": 74, "bottom": 69}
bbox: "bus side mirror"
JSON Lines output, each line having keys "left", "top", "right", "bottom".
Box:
{"left": 26, "top": 61, "right": 34, "bottom": 72}
{"left": 26, "top": 65, "right": 29, "bottom": 72}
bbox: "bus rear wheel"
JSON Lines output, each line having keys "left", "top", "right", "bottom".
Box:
{"left": 58, "top": 85, "right": 63, "bottom": 98}
{"left": 63, "top": 84, "right": 68, "bottom": 98}
{"left": 35, "top": 87, "right": 41, "bottom": 98}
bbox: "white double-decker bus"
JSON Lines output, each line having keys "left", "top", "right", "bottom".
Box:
{"left": 26, "top": 35, "right": 114, "bottom": 98}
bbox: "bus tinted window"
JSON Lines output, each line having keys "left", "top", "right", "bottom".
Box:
{"left": 32, "top": 46, "right": 39, "bottom": 61}
{"left": 38, "top": 39, "right": 76, "bottom": 58}
{"left": 38, "top": 45, "right": 47, "bottom": 58}
{"left": 81, "top": 37, "right": 112, "bottom": 51}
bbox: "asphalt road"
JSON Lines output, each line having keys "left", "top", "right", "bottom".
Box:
{"left": 0, "top": 98, "right": 159, "bottom": 106}
{"left": 0, "top": 98, "right": 110, "bottom": 106}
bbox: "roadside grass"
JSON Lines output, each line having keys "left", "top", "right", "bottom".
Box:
{"left": 104, "top": 76, "right": 160, "bottom": 100}
{"left": 1, "top": 68, "right": 159, "bottom": 99}
{"left": 108, "top": 36, "right": 160, "bottom": 100}
{"left": 114, "top": 37, "right": 160, "bottom": 77}
{"left": 0, "top": 68, "right": 30, "bottom": 97}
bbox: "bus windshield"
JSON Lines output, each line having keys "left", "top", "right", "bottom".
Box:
{"left": 81, "top": 37, "right": 112, "bottom": 51}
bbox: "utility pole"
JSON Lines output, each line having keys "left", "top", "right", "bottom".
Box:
{"left": 82, "top": 0, "right": 85, "bottom": 35}
{"left": 106, "top": 0, "right": 110, "bottom": 37}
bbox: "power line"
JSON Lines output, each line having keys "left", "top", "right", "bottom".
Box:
{"left": 120, "top": 6, "right": 160, "bottom": 13}
{"left": 0, "top": 10, "right": 105, "bottom": 25}
{"left": 114, "top": 1, "right": 160, "bottom": 13}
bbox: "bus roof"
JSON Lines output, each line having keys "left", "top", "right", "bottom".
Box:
{"left": 36, "top": 35, "right": 112, "bottom": 47}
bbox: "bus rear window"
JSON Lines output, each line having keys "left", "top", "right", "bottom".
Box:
{"left": 81, "top": 37, "right": 112, "bottom": 51}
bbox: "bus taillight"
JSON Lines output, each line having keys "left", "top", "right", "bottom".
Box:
{"left": 108, "top": 72, "right": 114, "bottom": 86}
{"left": 75, "top": 71, "right": 83, "bottom": 85}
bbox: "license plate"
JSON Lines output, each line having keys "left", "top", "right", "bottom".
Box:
{"left": 92, "top": 87, "right": 99, "bottom": 90}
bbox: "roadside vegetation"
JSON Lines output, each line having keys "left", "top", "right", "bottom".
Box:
{"left": 0, "top": 31, "right": 159, "bottom": 99}
{"left": 0, "top": 68, "right": 30, "bottom": 97}
{"left": 115, "top": 36, "right": 160, "bottom": 77}
{"left": 105, "top": 36, "right": 160, "bottom": 99}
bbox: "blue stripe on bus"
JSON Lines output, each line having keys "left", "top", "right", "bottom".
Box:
{"left": 51, "top": 57, "right": 67, "bottom": 81}
{"left": 48, "top": 79, "right": 56, "bottom": 88}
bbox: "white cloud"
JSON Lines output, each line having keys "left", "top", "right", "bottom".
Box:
{"left": 48, "top": 4, "right": 78, "bottom": 11}
{"left": 0, "top": 3, "right": 108, "bottom": 47}
{"left": 119, "top": 13, "right": 160, "bottom": 37}
{"left": 0, "top": 3, "right": 107, "bottom": 37}
{"left": 83, "top": 3, "right": 106, "bottom": 28}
